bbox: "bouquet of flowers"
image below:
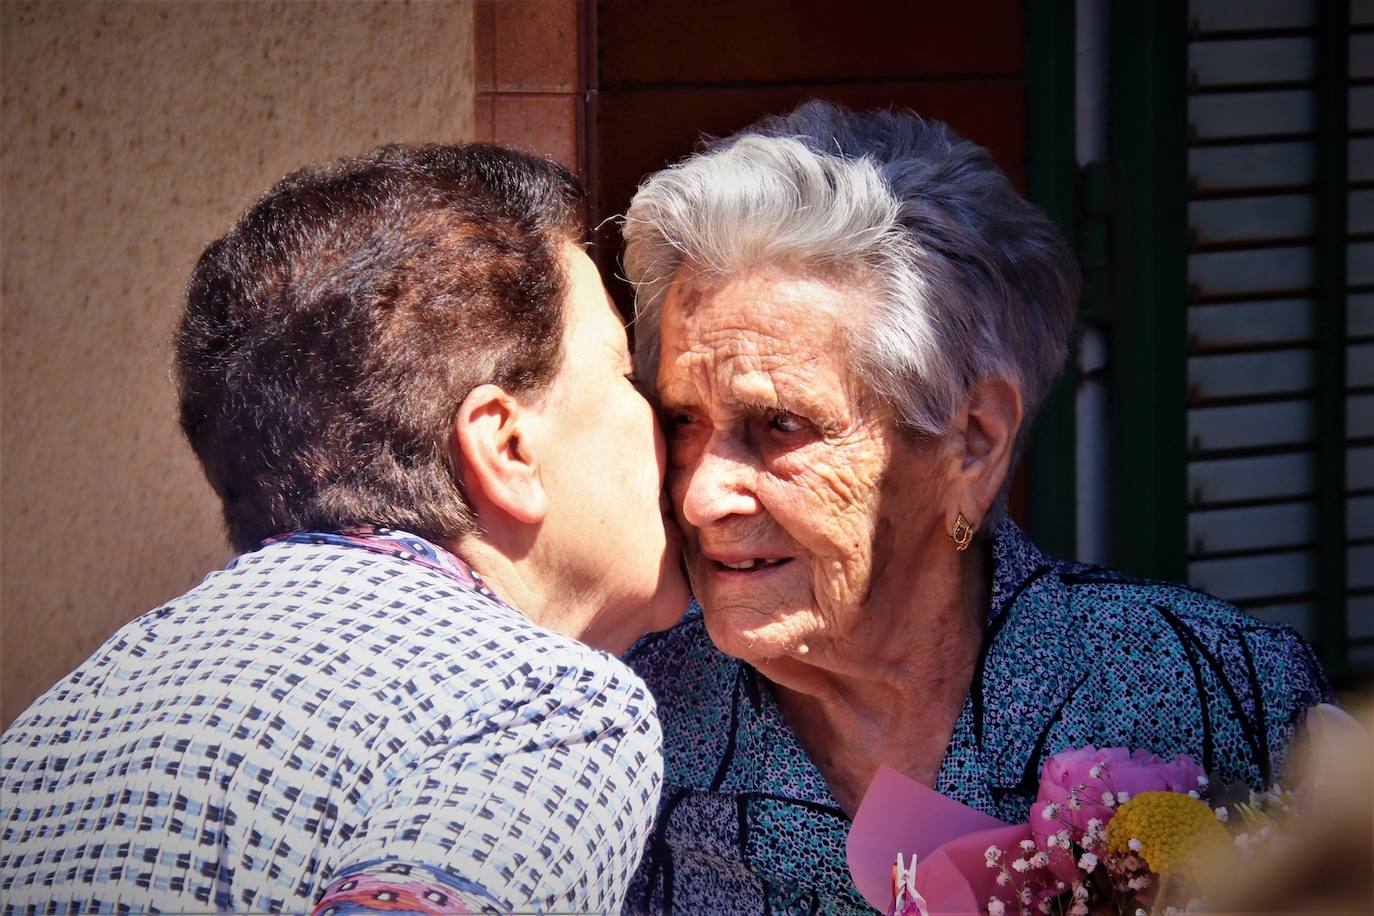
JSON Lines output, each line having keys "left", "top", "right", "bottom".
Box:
{"left": 980, "top": 746, "right": 1299, "bottom": 916}
{"left": 848, "top": 747, "right": 1302, "bottom": 916}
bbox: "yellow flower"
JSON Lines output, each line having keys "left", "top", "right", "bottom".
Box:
{"left": 1106, "top": 791, "right": 1230, "bottom": 879}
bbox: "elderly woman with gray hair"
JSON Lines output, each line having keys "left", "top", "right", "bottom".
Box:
{"left": 620, "top": 101, "right": 1331, "bottom": 914}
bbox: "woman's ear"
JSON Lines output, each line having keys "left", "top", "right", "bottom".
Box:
{"left": 452, "top": 384, "right": 549, "bottom": 526}
{"left": 953, "top": 377, "right": 1024, "bottom": 524}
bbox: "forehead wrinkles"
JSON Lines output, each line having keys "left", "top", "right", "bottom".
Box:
{"left": 662, "top": 318, "right": 826, "bottom": 413}
{"left": 661, "top": 282, "right": 846, "bottom": 405}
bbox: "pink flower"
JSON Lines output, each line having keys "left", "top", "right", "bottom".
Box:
{"left": 1030, "top": 746, "right": 1204, "bottom": 883}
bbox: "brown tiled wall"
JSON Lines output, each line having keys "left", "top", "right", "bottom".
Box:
{"left": 475, "top": 1, "right": 1026, "bottom": 282}
{"left": 474, "top": 0, "right": 584, "bottom": 173}
{"left": 587, "top": 1, "right": 1026, "bottom": 306}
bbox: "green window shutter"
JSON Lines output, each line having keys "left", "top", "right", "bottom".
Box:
{"left": 1094, "top": 0, "right": 1371, "bottom": 681}
{"left": 1179, "top": 0, "right": 1369, "bottom": 682}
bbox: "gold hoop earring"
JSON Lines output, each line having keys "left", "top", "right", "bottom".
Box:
{"left": 948, "top": 513, "right": 975, "bottom": 552}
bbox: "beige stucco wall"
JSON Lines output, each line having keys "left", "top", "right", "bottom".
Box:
{"left": 1, "top": 0, "right": 476, "bottom": 727}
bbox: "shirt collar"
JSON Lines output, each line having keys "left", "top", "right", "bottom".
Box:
{"left": 987, "top": 515, "right": 1054, "bottom": 623}
{"left": 261, "top": 527, "right": 505, "bottom": 604}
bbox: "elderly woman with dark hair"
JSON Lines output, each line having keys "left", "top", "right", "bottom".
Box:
{"left": 1, "top": 144, "right": 687, "bottom": 914}
{"left": 620, "top": 101, "right": 1331, "bottom": 914}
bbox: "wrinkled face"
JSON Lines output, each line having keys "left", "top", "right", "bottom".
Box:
{"left": 657, "top": 269, "right": 954, "bottom": 666}
{"left": 536, "top": 245, "right": 689, "bottom": 654}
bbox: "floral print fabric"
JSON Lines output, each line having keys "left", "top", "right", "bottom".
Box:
{"left": 625, "top": 518, "right": 1330, "bottom": 915}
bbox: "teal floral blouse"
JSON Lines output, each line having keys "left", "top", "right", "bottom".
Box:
{"left": 623, "top": 519, "right": 1330, "bottom": 915}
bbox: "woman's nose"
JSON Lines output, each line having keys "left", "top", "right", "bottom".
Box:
{"left": 677, "top": 436, "right": 761, "bottom": 528}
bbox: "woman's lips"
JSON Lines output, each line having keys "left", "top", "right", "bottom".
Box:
{"left": 703, "top": 555, "right": 794, "bottom": 577}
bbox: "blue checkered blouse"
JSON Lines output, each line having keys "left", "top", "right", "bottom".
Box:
{"left": 1, "top": 530, "right": 662, "bottom": 914}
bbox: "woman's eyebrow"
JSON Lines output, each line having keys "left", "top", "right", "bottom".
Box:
{"left": 653, "top": 381, "right": 695, "bottom": 410}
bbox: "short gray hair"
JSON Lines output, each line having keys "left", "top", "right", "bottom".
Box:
{"left": 623, "top": 100, "right": 1079, "bottom": 446}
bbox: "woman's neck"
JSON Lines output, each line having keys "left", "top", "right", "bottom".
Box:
{"left": 766, "top": 541, "right": 990, "bottom": 817}
{"left": 447, "top": 532, "right": 594, "bottom": 635}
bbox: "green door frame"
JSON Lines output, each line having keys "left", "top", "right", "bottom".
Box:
{"left": 1024, "top": 0, "right": 1080, "bottom": 561}
{"left": 1107, "top": 1, "right": 1189, "bottom": 584}
{"left": 1314, "top": 0, "right": 1351, "bottom": 681}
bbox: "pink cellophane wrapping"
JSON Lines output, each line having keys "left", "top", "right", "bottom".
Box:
{"left": 847, "top": 765, "right": 1032, "bottom": 915}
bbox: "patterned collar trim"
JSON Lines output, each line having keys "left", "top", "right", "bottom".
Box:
{"left": 987, "top": 516, "right": 1055, "bottom": 623}
{"left": 261, "top": 528, "right": 509, "bottom": 608}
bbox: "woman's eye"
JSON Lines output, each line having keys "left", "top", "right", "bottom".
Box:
{"left": 768, "top": 411, "right": 807, "bottom": 434}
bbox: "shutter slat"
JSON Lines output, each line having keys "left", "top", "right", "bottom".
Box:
{"left": 1190, "top": 142, "right": 1314, "bottom": 191}
{"left": 1189, "top": 453, "right": 1313, "bottom": 505}
{"left": 1189, "top": 247, "right": 1314, "bottom": 294}
{"left": 1189, "top": 550, "right": 1314, "bottom": 601}
{"left": 1190, "top": 194, "right": 1315, "bottom": 243}
{"left": 1190, "top": 0, "right": 1316, "bottom": 33}
{"left": 1188, "top": 350, "right": 1314, "bottom": 399}
{"left": 1191, "top": 90, "right": 1316, "bottom": 139}
{"left": 1189, "top": 500, "right": 1315, "bottom": 555}
{"left": 1190, "top": 38, "right": 1316, "bottom": 86}
{"left": 1189, "top": 399, "right": 1315, "bottom": 451}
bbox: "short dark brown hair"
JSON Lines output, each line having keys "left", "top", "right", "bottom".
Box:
{"left": 176, "top": 143, "right": 584, "bottom": 553}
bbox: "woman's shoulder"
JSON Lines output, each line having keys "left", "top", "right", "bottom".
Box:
{"left": 624, "top": 600, "right": 731, "bottom": 688}
{"left": 623, "top": 600, "right": 742, "bottom": 727}
{"left": 989, "top": 554, "right": 1331, "bottom": 790}
{"left": 1049, "top": 564, "right": 1325, "bottom": 680}
{"left": 236, "top": 535, "right": 659, "bottom": 736}
{"left": 988, "top": 519, "right": 1322, "bottom": 678}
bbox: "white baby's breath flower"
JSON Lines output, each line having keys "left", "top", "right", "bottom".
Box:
{"left": 1019, "top": 887, "right": 1034, "bottom": 906}
{"left": 1057, "top": 829, "right": 1072, "bottom": 849}
{"left": 1089, "top": 764, "right": 1104, "bottom": 779}
{"left": 1136, "top": 909, "right": 1150, "bottom": 916}
{"left": 1214, "top": 806, "right": 1229, "bottom": 822}
{"left": 1038, "top": 899, "right": 1053, "bottom": 914}
{"left": 996, "top": 870, "right": 1011, "bottom": 886}
{"left": 985, "top": 845, "right": 1002, "bottom": 863}
{"left": 1067, "top": 794, "right": 1081, "bottom": 811}
{"left": 1128, "top": 837, "right": 1142, "bottom": 852}
{"left": 1041, "top": 802, "right": 1059, "bottom": 820}
{"left": 1072, "top": 882, "right": 1090, "bottom": 901}
{"left": 1128, "top": 875, "right": 1152, "bottom": 891}
{"left": 1078, "top": 852, "right": 1099, "bottom": 873}
{"left": 1116, "top": 791, "right": 1131, "bottom": 804}
{"left": 1187, "top": 789, "right": 1200, "bottom": 799}
{"left": 1056, "top": 881, "right": 1066, "bottom": 891}
{"left": 1030, "top": 851, "right": 1049, "bottom": 869}
{"left": 1102, "top": 790, "right": 1116, "bottom": 806}
{"left": 1197, "top": 774, "right": 1209, "bottom": 788}
{"left": 1087, "top": 818, "right": 1104, "bottom": 830}
{"left": 1020, "top": 838, "right": 1037, "bottom": 854}
{"left": 1011, "top": 858, "right": 1030, "bottom": 873}
{"left": 987, "top": 897, "right": 1006, "bottom": 916}
{"left": 1070, "top": 903, "right": 1089, "bottom": 916}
